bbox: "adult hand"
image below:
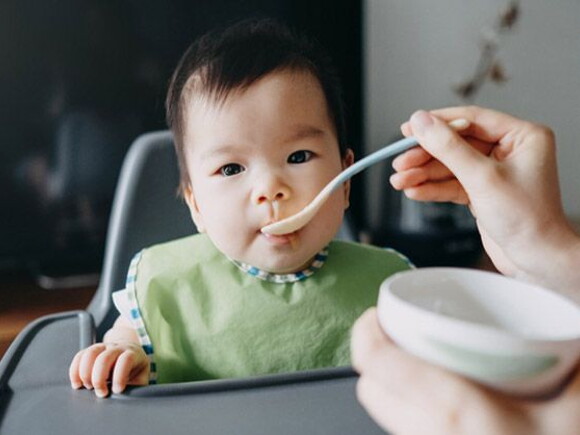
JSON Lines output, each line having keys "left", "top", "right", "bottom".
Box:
{"left": 351, "top": 308, "right": 580, "bottom": 435}
{"left": 390, "top": 106, "right": 580, "bottom": 299}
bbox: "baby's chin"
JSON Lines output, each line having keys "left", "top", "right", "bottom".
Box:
{"left": 251, "top": 260, "right": 309, "bottom": 275}
{"left": 215, "top": 233, "right": 328, "bottom": 274}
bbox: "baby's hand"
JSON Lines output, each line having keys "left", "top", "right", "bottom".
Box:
{"left": 69, "top": 342, "right": 149, "bottom": 398}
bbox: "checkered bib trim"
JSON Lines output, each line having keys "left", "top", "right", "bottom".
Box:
{"left": 124, "top": 251, "right": 157, "bottom": 384}
{"left": 229, "top": 247, "right": 329, "bottom": 283}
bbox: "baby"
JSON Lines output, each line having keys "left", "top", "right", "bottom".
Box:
{"left": 69, "top": 18, "right": 412, "bottom": 398}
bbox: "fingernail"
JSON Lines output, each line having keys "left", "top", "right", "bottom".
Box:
{"left": 96, "top": 389, "right": 108, "bottom": 398}
{"left": 410, "top": 110, "right": 434, "bottom": 135}
{"left": 71, "top": 382, "right": 81, "bottom": 390}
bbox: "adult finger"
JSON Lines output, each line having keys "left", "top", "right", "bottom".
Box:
{"left": 556, "top": 363, "right": 580, "bottom": 401}
{"left": 351, "top": 308, "right": 391, "bottom": 373}
{"left": 357, "top": 376, "right": 445, "bottom": 435}
{"left": 390, "top": 161, "right": 455, "bottom": 190}
{"left": 403, "top": 179, "right": 469, "bottom": 205}
{"left": 539, "top": 363, "right": 580, "bottom": 433}
{"left": 352, "top": 311, "right": 483, "bottom": 435}
{"left": 351, "top": 308, "right": 434, "bottom": 396}
{"left": 392, "top": 147, "right": 434, "bottom": 172}
{"left": 429, "top": 106, "right": 527, "bottom": 144}
{"left": 394, "top": 135, "right": 495, "bottom": 173}
{"left": 409, "top": 111, "right": 490, "bottom": 192}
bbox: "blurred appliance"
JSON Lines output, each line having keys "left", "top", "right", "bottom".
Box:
{"left": 372, "top": 156, "right": 482, "bottom": 267}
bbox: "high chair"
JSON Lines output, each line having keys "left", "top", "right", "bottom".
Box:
{"left": 0, "top": 131, "right": 382, "bottom": 434}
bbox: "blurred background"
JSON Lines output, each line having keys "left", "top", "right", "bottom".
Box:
{"left": 0, "top": 0, "right": 363, "bottom": 283}
{"left": 365, "top": 0, "right": 580, "bottom": 266}
{"left": 1, "top": 0, "right": 579, "bottom": 354}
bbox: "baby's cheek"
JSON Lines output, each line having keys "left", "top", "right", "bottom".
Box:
{"left": 209, "top": 224, "right": 253, "bottom": 261}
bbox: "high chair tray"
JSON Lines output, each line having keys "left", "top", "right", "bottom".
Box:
{"left": 0, "top": 311, "right": 384, "bottom": 434}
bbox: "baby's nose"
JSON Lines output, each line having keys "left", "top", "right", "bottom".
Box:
{"left": 252, "top": 176, "right": 291, "bottom": 205}
{"left": 255, "top": 191, "right": 286, "bottom": 204}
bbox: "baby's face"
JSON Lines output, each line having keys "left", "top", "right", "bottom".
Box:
{"left": 182, "top": 70, "right": 353, "bottom": 273}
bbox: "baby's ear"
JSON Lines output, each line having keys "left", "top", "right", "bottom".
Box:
{"left": 342, "top": 148, "right": 354, "bottom": 169}
{"left": 342, "top": 149, "right": 355, "bottom": 208}
{"left": 183, "top": 185, "right": 206, "bottom": 233}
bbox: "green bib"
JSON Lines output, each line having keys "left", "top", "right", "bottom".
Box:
{"left": 132, "top": 234, "right": 410, "bottom": 383}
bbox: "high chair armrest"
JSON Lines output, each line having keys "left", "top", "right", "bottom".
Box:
{"left": 0, "top": 310, "right": 94, "bottom": 391}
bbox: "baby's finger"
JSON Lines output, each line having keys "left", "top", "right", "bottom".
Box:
{"left": 111, "top": 350, "right": 138, "bottom": 394}
{"left": 69, "top": 351, "right": 84, "bottom": 389}
{"left": 404, "top": 179, "right": 469, "bottom": 205}
{"left": 78, "top": 344, "right": 106, "bottom": 390}
{"left": 92, "top": 348, "right": 124, "bottom": 398}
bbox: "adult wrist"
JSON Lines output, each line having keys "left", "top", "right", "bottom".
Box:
{"left": 522, "top": 223, "right": 580, "bottom": 303}
{"left": 555, "top": 231, "right": 580, "bottom": 303}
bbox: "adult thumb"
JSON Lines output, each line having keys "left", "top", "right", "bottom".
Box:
{"left": 410, "top": 110, "right": 489, "bottom": 190}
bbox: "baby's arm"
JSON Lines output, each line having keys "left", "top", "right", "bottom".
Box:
{"left": 69, "top": 316, "right": 150, "bottom": 398}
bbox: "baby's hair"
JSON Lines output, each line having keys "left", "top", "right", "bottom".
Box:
{"left": 166, "top": 18, "right": 348, "bottom": 196}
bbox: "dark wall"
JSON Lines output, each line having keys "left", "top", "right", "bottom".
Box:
{"left": 0, "top": 0, "right": 363, "bottom": 275}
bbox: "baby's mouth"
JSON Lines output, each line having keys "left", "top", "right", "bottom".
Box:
{"left": 261, "top": 229, "right": 298, "bottom": 247}
{"left": 261, "top": 200, "right": 303, "bottom": 240}
{"left": 264, "top": 201, "right": 285, "bottom": 228}
{"left": 259, "top": 222, "right": 296, "bottom": 237}
{"left": 259, "top": 217, "right": 299, "bottom": 244}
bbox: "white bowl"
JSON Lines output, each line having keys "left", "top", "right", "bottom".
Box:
{"left": 377, "top": 268, "right": 580, "bottom": 397}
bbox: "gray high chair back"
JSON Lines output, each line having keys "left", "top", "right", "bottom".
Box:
{"left": 88, "top": 130, "right": 358, "bottom": 337}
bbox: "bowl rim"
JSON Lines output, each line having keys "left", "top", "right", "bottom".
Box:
{"left": 379, "top": 267, "right": 580, "bottom": 343}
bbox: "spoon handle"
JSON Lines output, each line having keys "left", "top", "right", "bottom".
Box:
{"left": 295, "top": 137, "right": 419, "bottom": 225}
{"left": 327, "top": 136, "right": 419, "bottom": 193}
{"left": 326, "top": 116, "right": 470, "bottom": 193}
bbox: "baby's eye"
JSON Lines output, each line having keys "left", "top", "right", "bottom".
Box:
{"left": 287, "top": 150, "right": 313, "bottom": 164}
{"left": 219, "top": 163, "right": 245, "bottom": 177}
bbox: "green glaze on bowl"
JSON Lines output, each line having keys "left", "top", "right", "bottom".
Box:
{"left": 426, "top": 337, "right": 559, "bottom": 380}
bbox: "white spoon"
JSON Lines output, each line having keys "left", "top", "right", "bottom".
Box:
{"left": 261, "top": 118, "right": 470, "bottom": 236}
